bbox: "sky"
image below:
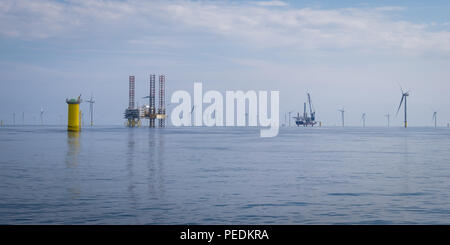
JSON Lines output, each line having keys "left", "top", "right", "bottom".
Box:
{"left": 1, "top": 0, "right": 450, "bottom": 127}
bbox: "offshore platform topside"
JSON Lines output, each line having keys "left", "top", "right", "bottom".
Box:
{"left": 124, "top": 75, "right": 166, "bottom": 127}
{"left": 294, "top": 93, "right": 317, "bottom": 127}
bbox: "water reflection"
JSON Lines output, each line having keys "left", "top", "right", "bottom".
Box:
{"left": 156, "top": 130, "right": 165, "bottom": 197}
{"left": 65, "top": 131, "right": 81, "bottom": 199}
{"left": 147, "top": 130, "right": 157, "bottom": 194}
{"left": 126, "top": 129, "right": 140, "bottom": 224}
{"left": 66, "top": 131, "right": 80, "bottom": 168}
{"left": 146, "top": 129, "right": 166, "bottom": 196}
{"left": 125, "top": 129, "right": 166, "bottom": 223}
{"left": 145, "top": 129, "right": 167, "bottom": 224}
{"left": 400, "top": 132, "right": 411, "bottom": 193}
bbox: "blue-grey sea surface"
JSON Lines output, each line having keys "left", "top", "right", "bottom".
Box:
{"left": 1, "top": 126, "right": 450, "bottom": 224}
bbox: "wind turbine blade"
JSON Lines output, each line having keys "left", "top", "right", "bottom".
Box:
{"left": 397, "top": 83, "right": 404, "bottom": 94}
{"left": 396, "top": 95, "right": 404, "bottom": 116}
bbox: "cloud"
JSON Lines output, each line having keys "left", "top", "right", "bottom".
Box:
{"left": 374, "top": 6, "right": 405, "bottom": 12}
{"left": 0, "top": 0, "right": 450, "bottom": 55}
{"left": 254, "top": 1, "right": 288, "bottom": 7}
{"left": 162, "top": 2, "right": 450, "bottom": 55}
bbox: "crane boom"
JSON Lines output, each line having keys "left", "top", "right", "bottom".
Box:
{"left": 307, "top": 93, "right": 315, "bottom": 121}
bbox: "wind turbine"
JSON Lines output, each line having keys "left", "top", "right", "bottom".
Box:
{"left": 432, "top": 111, "right": 437, "bottom": 128}
{"left": 361, "top": 113, "right": 366, "bottom": 127}
{"left": 86, "top": 94, "right": 95, "bottom": 126}
{"left": 396, "top": 87, "right": 410, "bottom": 128}
{"left": 338, "top": 108, "right": 345, "bottom": 127}
{"left": 40, "top": 107, "right": 44, "bottom": 125}
{"left": 385, "top": 114, "right": 390, "bottom": 128}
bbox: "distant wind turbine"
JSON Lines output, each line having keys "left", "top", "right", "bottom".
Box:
{"left": 396, "top": 87, "right": 410, "bottom": 128}
{"left": 86, "top": 94, "right": 95, "bottom": 127}
{"left": 361, "top": 113, "right": 366, "bottom": 127}
{"left": 40, "top": 107, "right": 44, "bottom": 125}
{"left": 338, "top": 108, "right": 345, "bottom": 127}
{"left": 432, "top": 111, "right": 437, "bottom": 128}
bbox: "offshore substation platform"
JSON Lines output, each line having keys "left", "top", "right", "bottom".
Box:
{"left": 124, "top": 75, "right": 166, "bottom": 127}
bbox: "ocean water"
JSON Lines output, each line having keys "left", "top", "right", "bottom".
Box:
{"left": 0, "top": 126, "right": 450, "bottom": 224}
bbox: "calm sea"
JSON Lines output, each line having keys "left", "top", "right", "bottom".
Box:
{"left": 1, "top": 126, "right": 450, "bottom": 224}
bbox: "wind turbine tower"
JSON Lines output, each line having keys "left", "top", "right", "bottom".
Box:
{"left": 339, "top": 108, "right": 345, "bottom": 127}
{"left": 40, "top": 107, "right": 44, "bottom": 125}
{"left": 361, "top": 113, "right": 366, "bottom": 127}
{"left": 86, "top": 95, "right": 95, "bottom": 126}
{"left": 396, "top": 88, "right": 410, "bottom": 128}
{"left": 433, "top": 112, "right": 437, "bottom": 128}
